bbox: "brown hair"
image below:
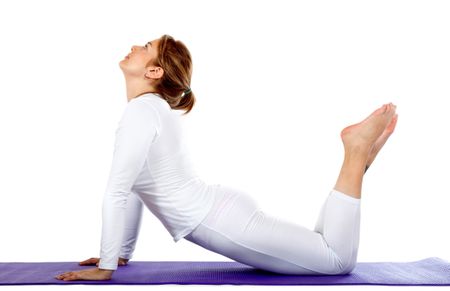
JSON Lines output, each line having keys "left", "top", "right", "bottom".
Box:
{"left": 148, "top": 35, "right": 195, "bottom": 115}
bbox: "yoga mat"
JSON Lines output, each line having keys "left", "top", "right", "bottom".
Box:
{"left": 0, "top": 257, "right": 449, "bottom": 286}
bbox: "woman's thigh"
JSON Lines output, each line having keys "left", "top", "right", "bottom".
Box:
{"left": 184, "top": 184, "right": 337, "bottom": 275}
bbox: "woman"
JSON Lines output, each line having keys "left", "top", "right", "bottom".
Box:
{"left": 56, "top": 35, "right": 398, "bottom": 281}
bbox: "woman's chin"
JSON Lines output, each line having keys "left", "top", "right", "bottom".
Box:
{"left": 119, "top": 59, "right": 127, "bottom": 68}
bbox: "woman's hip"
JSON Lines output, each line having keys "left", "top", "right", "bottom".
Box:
{"left": 186, "top": 184, "right": 260, "bottom": 243}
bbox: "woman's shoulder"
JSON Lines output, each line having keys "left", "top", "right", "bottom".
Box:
{"left": 120, "top": 95, "right": 162, "bottom": 126}
{"left": 134, "top": 93, "right": 171, "bottom": 112}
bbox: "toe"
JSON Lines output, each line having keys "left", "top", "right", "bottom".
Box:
{"left": 384, "top": 103, "right": 392, "bottom": 114}
{"left": 373, "top": 104, "right": 388, "bottom": 116}
{"left": 386, "top": 114, "right": 398, "bottom": 133}
{"left": 383, "top": 103, "right": 397, "bottom": 120}
{"left": 389, "top": 103, "right": 397, "bottom": 112}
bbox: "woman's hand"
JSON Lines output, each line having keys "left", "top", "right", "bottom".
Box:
{"left": 55, "top": 267, "right": 114, "bottom": 281}
{"left": 79, "top": 257, "right": 129, "bottom": 267}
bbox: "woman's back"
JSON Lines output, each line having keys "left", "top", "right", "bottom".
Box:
{"left": 129, "top": 93, "right": 217, "bottom": 241}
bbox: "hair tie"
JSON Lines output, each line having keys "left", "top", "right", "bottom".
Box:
{"left": 183, "top": 87, "right": 192, "bottom": 95}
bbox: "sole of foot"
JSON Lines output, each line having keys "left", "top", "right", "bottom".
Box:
{"left": 366, "top": 112, "right": 398, "bottom": 169}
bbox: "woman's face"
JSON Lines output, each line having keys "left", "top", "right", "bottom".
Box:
{"left": 119, "top": 38, "right": 161, "bottom": 78}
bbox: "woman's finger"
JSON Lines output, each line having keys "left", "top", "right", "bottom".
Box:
{"left": 65, "top": 271, "right": 80, "bottom": 281}
{"left": 56, "top": 272, "right": 69, "bottom": 280}
{"left": 63, "top": 274, "right": 76, "bottom": 281}
{"left": 56, "top": 271, "right": 72, "bottom": 280}
{"left": 87, "top": 258, "right": 99, "bottom": 264}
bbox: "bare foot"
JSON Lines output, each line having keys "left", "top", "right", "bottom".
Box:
{"left": 340, "top": 103, "right": 397, "bottom": 155}
{"left": 364, "top": 113, "right": 398, "bottom": 172}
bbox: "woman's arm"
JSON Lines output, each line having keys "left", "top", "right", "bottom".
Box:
{"left": 77, "top": 192, "right": 143, "bottom": 268}
{"left": 98, "top": 99, "right": 161, "bottom": 271}
{"left": 56, "top": 99, "right": 161, "bottom": 281}
{"left": 119, "top": 191, "right": 144, "bottom": 261}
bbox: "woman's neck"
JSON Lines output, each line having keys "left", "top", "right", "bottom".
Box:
{"left": 124, "top": 78, "right": 156, "bottom": 102}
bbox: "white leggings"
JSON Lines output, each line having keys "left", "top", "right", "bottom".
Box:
{"left": 184, "top": 184, "right": 361, "bottom": 275}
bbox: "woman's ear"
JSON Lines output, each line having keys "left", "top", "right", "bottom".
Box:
{"left": 145, "top": 66, "right": 164, "bottom": 79}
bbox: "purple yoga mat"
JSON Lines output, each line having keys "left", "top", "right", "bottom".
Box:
{"left": 0, "top": 257, "right": 449, "bottom": 286}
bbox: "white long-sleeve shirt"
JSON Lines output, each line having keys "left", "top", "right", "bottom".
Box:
{"left": 98, "top": 92, "right": 217, "bottom": 270}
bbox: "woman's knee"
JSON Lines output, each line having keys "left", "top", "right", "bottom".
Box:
{"left": 327, "top": 257, "right": 357, "bottom": 275}
{"left": 340, "top": 258, "right": 357, "bottom": 274}
{"left": 313, "top": 249, "right": 357, "bottom": 275}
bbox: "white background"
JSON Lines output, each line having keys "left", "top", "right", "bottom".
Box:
{"left": 0, "top": 0, "right": 449, "bottom": 290}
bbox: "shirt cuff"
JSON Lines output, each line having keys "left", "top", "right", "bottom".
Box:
{"left": 98, "top": 262, "right": 118, "bottom": 271}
